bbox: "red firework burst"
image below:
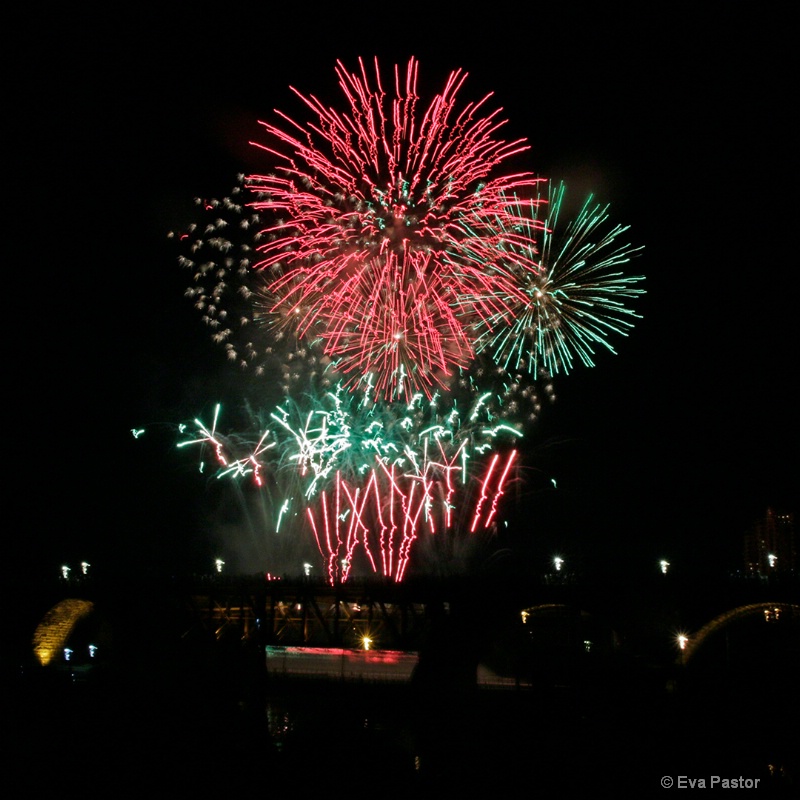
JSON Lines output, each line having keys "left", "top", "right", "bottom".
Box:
{"left": 247, "top": 56, "right": 545, "bottom": 399}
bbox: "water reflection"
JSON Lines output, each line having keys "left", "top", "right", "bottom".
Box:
{"left": 258, "top": 665, "right": 799, "bottom": 795}
{"left": 263, "top": 681, "right": 419, "bottom": 792}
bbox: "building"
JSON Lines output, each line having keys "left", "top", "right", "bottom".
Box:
{"left": 743, "top": 508, "right": 796, "bottom": 577}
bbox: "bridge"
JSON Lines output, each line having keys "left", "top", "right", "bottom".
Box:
{"left": 10, "top": 568, "right": 798, "bottom": 799}
{"left": 16, "top": 568, "right": 799, "bottom": 683}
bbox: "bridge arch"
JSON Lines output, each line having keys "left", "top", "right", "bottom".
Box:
{"left": 31, "top": 598, "right": 95, "bottom": 666}
{"left": 680, "top": 602, "right": 799, "bottom": 664}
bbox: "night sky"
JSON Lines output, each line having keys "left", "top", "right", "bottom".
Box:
{"left": 13, "top": 4, "right": 796, "bottom": 582}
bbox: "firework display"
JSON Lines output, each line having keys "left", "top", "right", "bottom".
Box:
{"left": 246, "top": 56, "right": 547, "bottom": 401}
{"left": 177, "top": 387, "right": 522, "bottom": 582}
{"left": 165, "top": 58, "right": 644, "bottom": 582}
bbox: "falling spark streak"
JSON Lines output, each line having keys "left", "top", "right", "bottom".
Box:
{"left": 482, "top": 449, "right": 517, "bottom": 531}
{"left": 470, "top": 453, "right": 500, "bottom": 533}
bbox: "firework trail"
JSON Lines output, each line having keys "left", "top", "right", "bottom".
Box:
{"left": 176, "top": 387, "right": 522, "bottom": 581}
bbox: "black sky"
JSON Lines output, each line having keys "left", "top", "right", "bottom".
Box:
{"left": 12, "top": 4, "right": 796, "bottom": 580}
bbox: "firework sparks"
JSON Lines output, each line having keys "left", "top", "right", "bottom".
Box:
{"left": 175, "top": 387, "right": 521, "bottom": 581}
{"left": 465, "top": 181, "right": 645, "bottom": 377}
{"left": 246, "top": 56, "right": 545, "bottom": 399}
{"left": 164, "top": 59, "right": 645, "bottom": 582}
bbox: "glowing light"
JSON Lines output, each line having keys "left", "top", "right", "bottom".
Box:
{"left": 659, "top": 559, "right": 670, "bottom": 574}
{"left": 32, "top": 599, "right": 95, "bottom": 667}
{"left": 677, "top": 634, "right": 689, "bottom": 651}
{"left": 553, "top": 556, "right": 564, "bottom": 572}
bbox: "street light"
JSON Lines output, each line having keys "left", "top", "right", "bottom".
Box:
{"left": 677, "top": 633, "right": 689, "bottom": 665}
